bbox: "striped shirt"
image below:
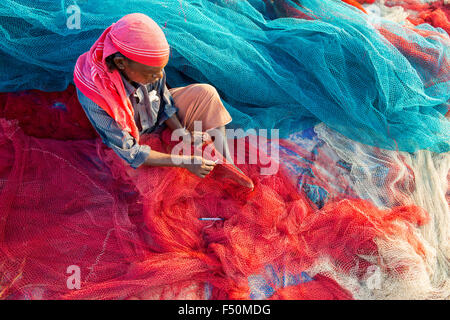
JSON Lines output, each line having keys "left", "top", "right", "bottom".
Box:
{"left": 76, "top": 69, "right": 178, "bottom": 169}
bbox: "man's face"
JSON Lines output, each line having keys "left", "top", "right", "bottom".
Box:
{"left": 114, "top": 55, "right": 169, "bottom": 86}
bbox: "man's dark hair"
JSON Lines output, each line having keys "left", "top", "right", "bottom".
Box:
{"left": 105, "top": 52, "right": 130, "bottom": 72}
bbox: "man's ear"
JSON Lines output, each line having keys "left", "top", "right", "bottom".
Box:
{"left": 113, "top": 56, "right": 127, "bottom": 70}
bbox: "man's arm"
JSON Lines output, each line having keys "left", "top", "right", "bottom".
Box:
{"left": 155, "top": 70, "right": 179, "bottom": 127}
{"left": 164, "top": 111, "right": 185, "bottom": 132}
{"left": 76, "top": 87, "right": 151, "bottom": 169}
{"left": 76, "top": 88, "right": 215, "bottom": 176}
{"left": 159, "top": 71, "right": 191, "bottom": 138}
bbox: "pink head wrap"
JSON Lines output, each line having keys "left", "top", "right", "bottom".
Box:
{"left": 74, "top": 13, "right": 170, "bottom": 142}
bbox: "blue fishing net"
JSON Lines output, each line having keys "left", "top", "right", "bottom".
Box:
{"left": 0, "top": 0, "right": 448, "bottom": 152}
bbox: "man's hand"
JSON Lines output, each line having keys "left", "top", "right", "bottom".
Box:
{"left": 180, "top": 129, "right": 211, "bottom": 148}
{"left": 182, "top": 156, "right": 216, "bottom": 178}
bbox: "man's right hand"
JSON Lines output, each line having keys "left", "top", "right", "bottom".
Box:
{"left": 182, "top": 156, "right": 216, "bottom": 178}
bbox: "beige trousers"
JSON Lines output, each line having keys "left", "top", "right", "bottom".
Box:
{"left": 169, "top": 83, "right": 232, "bottom": 131}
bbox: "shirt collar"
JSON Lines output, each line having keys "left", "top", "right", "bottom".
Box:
{"left": 120, "top": 73, "right": 139, "bottom": 97}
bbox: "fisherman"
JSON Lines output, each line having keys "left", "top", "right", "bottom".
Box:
{"left": 74, "top": 13, "right": 247, "bottom": 182}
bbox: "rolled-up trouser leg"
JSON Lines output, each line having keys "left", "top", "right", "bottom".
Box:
{"left": 168, "top": 83, "right": 232, "bottom": 132}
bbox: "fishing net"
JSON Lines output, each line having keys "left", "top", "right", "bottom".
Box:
{"left": 0, "top": 86, "right": 447, "bottom": 299}
{"left": 0, "top": 0, "right": 449, "bottom": 300}
{"left": 314, "top": 123, "right": 450, "bottom": 299}
{"left": 0, "top": 0, "right": 449, "bottom": 152}
{"left": 0, "top": 114, "right": 437, "bottom": 300}
{"left": 361, "top": 0, "right": 450, "bottom": 34}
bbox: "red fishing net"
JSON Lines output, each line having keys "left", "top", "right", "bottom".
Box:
{"left": 356, "top": 0, "right": 450, "bottom": 34}
{"left": 0, "top": 90, "right": 431, "bottom": 299}
{"left": 0, "top": 85, "right": 97, "bottom": 140}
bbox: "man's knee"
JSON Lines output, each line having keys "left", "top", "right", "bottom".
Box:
{"left": 191, "top": 83, "right": 220, "bottom": 99}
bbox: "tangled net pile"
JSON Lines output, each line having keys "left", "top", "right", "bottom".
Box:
{"left": 0, "top": 0, "right": 449, "bottom": 300}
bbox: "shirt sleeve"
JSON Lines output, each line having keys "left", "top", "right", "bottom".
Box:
{"left": 157, "top": 69, "right": 179, "bottom": 125}
{"left": 76, "top": 88, "right": 151, "bottom": 169}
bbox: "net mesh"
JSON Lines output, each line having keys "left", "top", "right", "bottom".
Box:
{"left": 0, "top": 116, "right": 438, "bottom": 299}
{"left": 314, "top": 123, "right": 450, "bottom": 299}
{"left": 0, "top": 0, "right": 448, "bottom": 152}
{"left": 0, "top": 0, "right": 449, "bottom": 300}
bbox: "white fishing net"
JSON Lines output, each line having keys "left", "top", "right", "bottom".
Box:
{"left": 313, "top": 123, "right": 450, "bottom": 299}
